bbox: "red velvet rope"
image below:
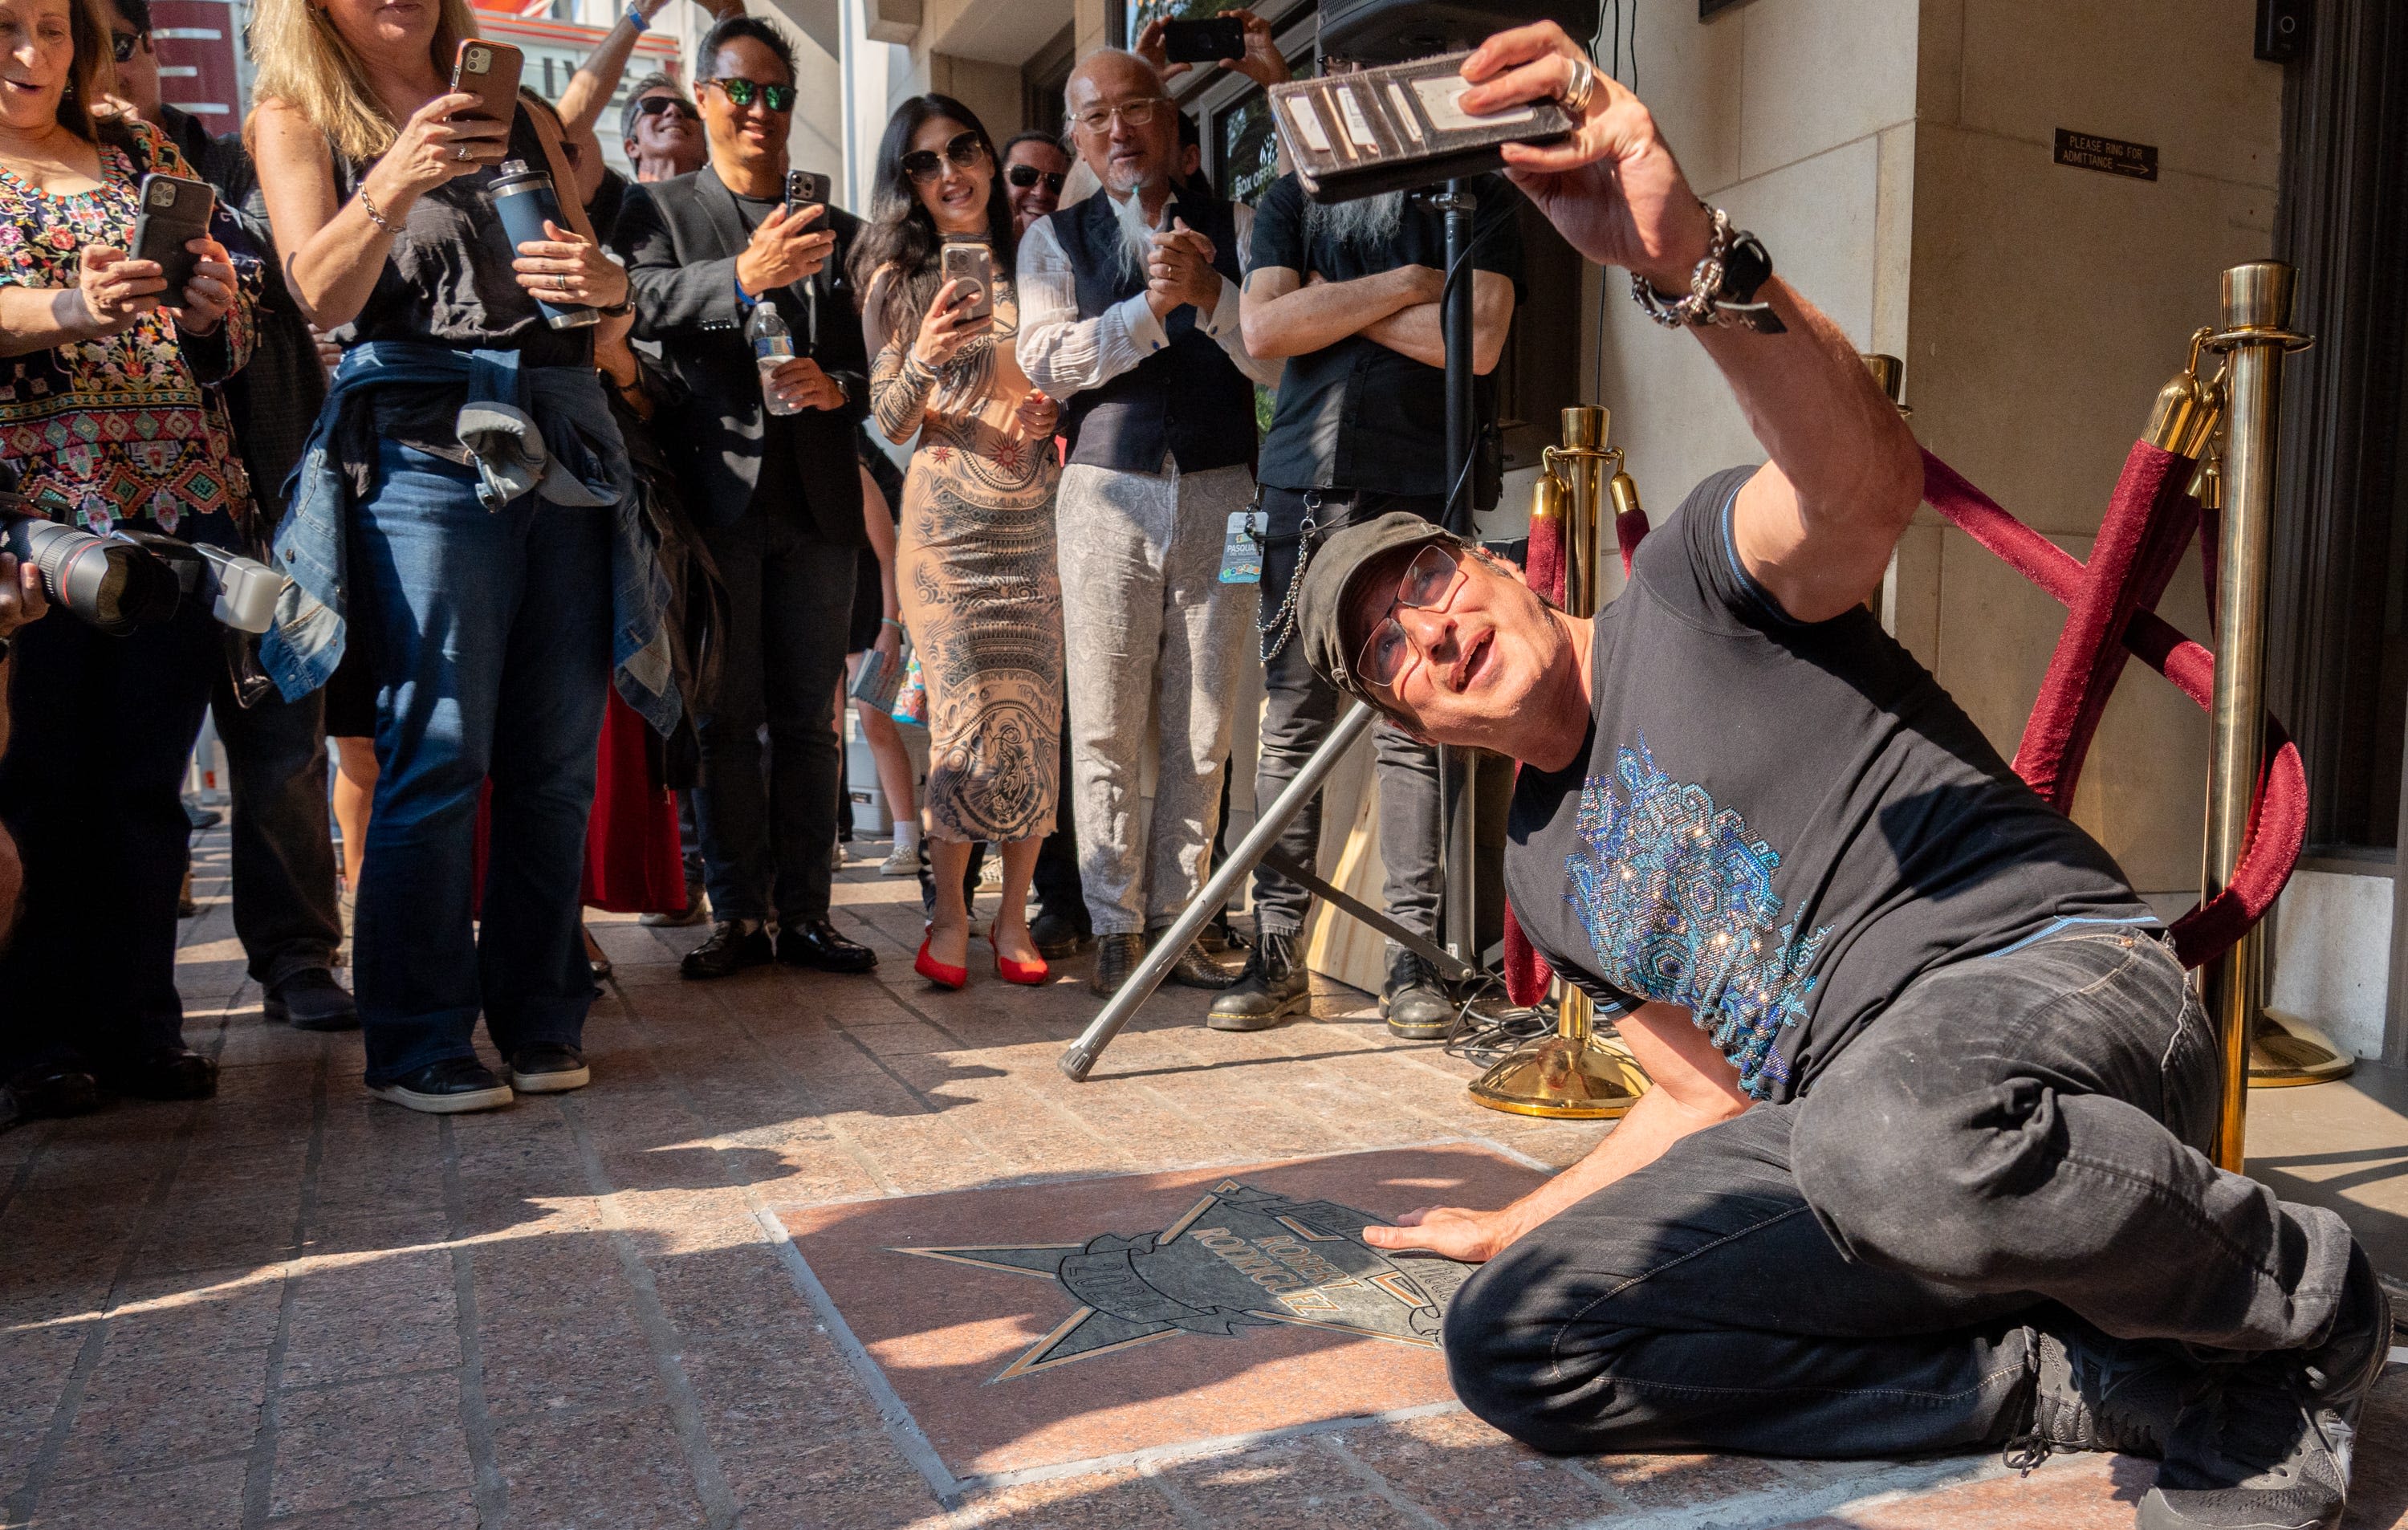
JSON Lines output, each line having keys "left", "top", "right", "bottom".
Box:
{"left": 1497, "top": 446, "right": 2300, "bottom": 1006}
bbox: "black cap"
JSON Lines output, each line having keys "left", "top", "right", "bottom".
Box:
{"left": 1298, "top": 512, "right": 1461, "bottom": 703}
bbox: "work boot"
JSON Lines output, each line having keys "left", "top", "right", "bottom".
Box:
{"left": 1381, "top": 950, "right": 1454, "bottom": 1040}
{"left": 681, "top": 920, "right": 772, "bottom": 979}
{"left": 1158, "top": 930, "right": 1235, "bottom": 989}
{"left": 1031, "top": 902, "right": 1092, "bottom": 959}
{"left": 1088, "top": 932, "right": 1147, "bottom": 998}
{"left": 2138, "top": 1253, "right": 2391, "bottom": 1530}
{"left": 1207, "top": 932, "right": 1307, "bottom": 1032}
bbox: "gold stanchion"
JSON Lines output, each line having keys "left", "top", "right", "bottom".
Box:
{"left": 1469, "top": 407, "right": 1652, "bottom": 1120}
{"left": 2200, "top": 263, "right": 2343, "bottom": 1172}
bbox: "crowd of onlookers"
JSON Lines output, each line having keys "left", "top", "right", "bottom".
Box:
{"left": 0, "top": 0, "right": 1521, "bottom": 1124}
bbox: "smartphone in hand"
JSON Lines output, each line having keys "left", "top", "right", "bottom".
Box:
{"left": 940, "top": 241, "right": 995, "bottom": 323}
{"left": 784, "top": 169, "right": 831, "bottom": 218}
{"left": 130, "top": 173, "right": 216, "bottom": 298}
{"left": 449, "top": 38, "right": 524, "bottom": 124}
{"left": 1162, "top": 15, "right": 1246, "bottom": 63}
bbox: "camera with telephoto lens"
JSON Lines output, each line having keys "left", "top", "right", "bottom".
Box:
{"left": 0, "top": 494, "right": 287, "bottom": 637}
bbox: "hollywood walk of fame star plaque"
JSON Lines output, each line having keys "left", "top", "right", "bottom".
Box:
{"left": 893, "top": 1178, "right": 1476, "bottom": 1381}
{"left": 779, "top": 1146, "right": 1549, "bottom": 1481}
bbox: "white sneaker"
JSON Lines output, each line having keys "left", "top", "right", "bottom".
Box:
{"left": 979, "top": 855, "right": 1003, "bottom": 889}
{"left": 879, "top": 840, "right": 917, "bottom": 877}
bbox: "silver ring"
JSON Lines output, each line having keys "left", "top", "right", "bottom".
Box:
{"left": 454, "top": 145, "right": 470, "bottom": 162}
{"left": 1560, "top": 54, "right": 1597, "bottom": 116}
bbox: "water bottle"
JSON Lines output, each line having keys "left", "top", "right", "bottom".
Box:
{"left": 490, "top": 160, "right": 597, "bottom": 331}
{"left": 748, "top": 303, "right": 801, "bottom": 417}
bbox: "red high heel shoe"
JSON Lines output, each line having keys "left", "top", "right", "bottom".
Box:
{"left": 915, "top": 926, "right": 969, "bottom": 990}
{"left": 985, "top": 926, "right": 1049, "bottom": 986}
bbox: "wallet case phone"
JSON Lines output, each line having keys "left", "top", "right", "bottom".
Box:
{"left": 1270, "top": 53, "right": 1574, "bottom": 203}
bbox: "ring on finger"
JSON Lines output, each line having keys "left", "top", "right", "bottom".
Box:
{"left": 1560, "top": 53, "right": 1598, "bottom": 116}
{"left": 454, "top": 145, "right": 471, "bottom": 162}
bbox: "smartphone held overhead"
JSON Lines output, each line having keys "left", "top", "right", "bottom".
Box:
{"left": 1161, "top": 14, "right": 1247, "bottom": 63}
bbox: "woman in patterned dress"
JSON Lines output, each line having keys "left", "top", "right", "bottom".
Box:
{"left": 0, "top": 0, "right": 251, "bottom": 1115}
{"left": 856, "top": 95, "right": 1062, "bottom": 989}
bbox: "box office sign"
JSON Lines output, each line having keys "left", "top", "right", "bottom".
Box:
{"left": 2055, "top": 128, "right": 2159, "bottom": 181}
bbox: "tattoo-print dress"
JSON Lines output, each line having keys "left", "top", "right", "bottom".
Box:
{"left": 871, "top": 279, "right": 1062, "bottom": 843}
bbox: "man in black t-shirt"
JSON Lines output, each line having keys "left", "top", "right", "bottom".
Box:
{"left": 1283, "top": 26, "right": 2388, "bottom": 1530}
{"left": 1219, "top": 149, "right": 1522, "bottom": 1039}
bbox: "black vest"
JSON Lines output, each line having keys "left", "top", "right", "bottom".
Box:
{"left": 1051, "top": 191, "right": 1257, "bottom": 475}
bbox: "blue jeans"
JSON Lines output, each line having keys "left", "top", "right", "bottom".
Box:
{"left": 1445, "top": 930, "right": 2361, "bottom": 1457}
{"left": 350, "top": 441, "right": 610, "bottom": 1084}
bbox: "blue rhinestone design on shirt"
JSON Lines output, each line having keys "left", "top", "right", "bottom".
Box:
{"left": 1567, "top": 739, "right": 1830, "bottom": 1097}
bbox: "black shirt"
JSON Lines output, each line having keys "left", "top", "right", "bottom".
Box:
{"left": 1247, "top": 171, "right": 1524, "bottom": 499}
{"left": 731, "top": 189, "right": 825, "bottom": 523}
{"left": 1505, "top": 468, "right": 2156, "bottom": 1102}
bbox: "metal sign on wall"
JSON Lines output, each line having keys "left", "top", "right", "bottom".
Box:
{"left": 2055, "top": 128, "right": 2160, "bottom": 181}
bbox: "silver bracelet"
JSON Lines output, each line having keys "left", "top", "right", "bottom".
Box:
{"left": 1629, "top": 204, "right": 1731, "bottom": 329}
{"left": 356, "top": 189, "right": 394, "bottom": 234}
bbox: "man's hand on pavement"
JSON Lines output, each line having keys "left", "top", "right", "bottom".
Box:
{"left": 1361, "top": 1205, "right": 1519, "bottom": 1263}
{"left": 736, "top": 202, "right": 836, "bottom": 297}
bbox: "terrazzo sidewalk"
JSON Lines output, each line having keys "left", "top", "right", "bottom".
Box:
{"left": 1, "top": 829, "right": 2401, "bottom": 1529}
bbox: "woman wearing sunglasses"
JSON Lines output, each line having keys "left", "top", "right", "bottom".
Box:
{"left": 852, "top": 96, "right": 1062, "bottom": 991}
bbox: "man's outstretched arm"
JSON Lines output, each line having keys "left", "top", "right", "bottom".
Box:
{"left": 1458, "top": 23, "right": 1923, "bottom": 624}
{"left": 1363, "top": 1002, "right": 1751, "bottom": 1262}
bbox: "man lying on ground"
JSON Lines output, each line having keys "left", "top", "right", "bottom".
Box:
{"left": 1300, "top": 24, "right": 2390, "bottom": 1530}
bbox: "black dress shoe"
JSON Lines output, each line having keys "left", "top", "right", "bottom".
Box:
{"left": 1088, "top": 931, "right": 1148, "bottom": 998}
{"left": 263, "top": 968, "right": 360, "bottom": 1032}
{"left": 776, "top": 918, "right": 877, "bottom": 974}
{"left": 681, "top": 921, "right": 773, "bottom": 980}
{"left": 100, "top": 1046, "right": 218, "bottom": 1101}
{"left": 369, "top": 1057, "right": 514, "bottom": 1114}
{"left": 1162, "top": 936, "right": 1238, "bottom": 990}
{"left": 506, "top": 1044, "right": 591, "bottom": 1094}
{"left": 1030, "top": 904, "right": 1092, "bottom": 959}
{"left": 3, "top": 1062, "right": 101, "bottom": 1121}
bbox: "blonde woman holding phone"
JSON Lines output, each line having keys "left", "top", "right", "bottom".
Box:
{"left": 246, "top": 0, "right": 673, "bottom": 1114}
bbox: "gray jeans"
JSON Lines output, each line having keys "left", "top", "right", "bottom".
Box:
{"left": 1056, "top": 461, "right": 1259, "bottom": 936}
{"left": 1445, "top": 929, "right": 2360, "bottom": 1457}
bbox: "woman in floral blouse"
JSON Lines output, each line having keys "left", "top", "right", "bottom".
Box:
{"left": 0, "top": 0, "right": 254, "bottom": 1124}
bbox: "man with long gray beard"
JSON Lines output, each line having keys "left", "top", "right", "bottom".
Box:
{"left": 1018, "top": 43, "right": 1287, "bottom": 1000}
{"left": 1218, "top": 153, "right": 1522, "bottom": 1036}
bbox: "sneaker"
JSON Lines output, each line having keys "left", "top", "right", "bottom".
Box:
{"left": 1206, "top": 932, "right": 1307, "bottom": 1032}
{"left": 680, "top": 920, "right": 772, "bottom": 980}
{"left": 2138, "top": 1253, "right": 2393, "bottom": 1530}
{"left": 1088, "top": 932, "right": 1147, "bottom": 999}
{"left": 978, "top": 854, "right": 1004, "bottom": 889}
{"left": 640, "top": 877, "right": 709, "bottom": 928}
{"left": 1381, "top": 950, "right": 1455, "bottom": 1040}
{"left": 832, "top": 841, "right": 847, "bottom": 873}
{"left": 878, "top": 840, "right": 917, "bottom": 877}
{"left": 1030, "top": 903, "right": 1092, "bottom": 958}
{"left": 2008, "top": 1321, "right": 2188, "bottom": 1467}
{"left": 506, "top": 1044, "right": 591, "bottom": 1094}
{"left": 370, "top": 1057, "right": 514, "bottom": 1114}
{"left": 262, "top": 967, "right": 360, "bottom": 1032}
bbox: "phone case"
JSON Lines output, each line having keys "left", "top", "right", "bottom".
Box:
{"left": 1164, "top": 17, "right": 1245, "bottom": 63}
{"left": 941, "top": 244, "right": 995, "bottom": 322}
{"left": 1269, "top": 53, "right": 1574, "bottom": 204}
{"left": 131, "top": 174, "right": 215, "bottom": 298}
{"left": 785, "top": 170, "right": 831, "bottom": 211}
{"left": 451, "top": 39, "right": 523, "bottom": 124}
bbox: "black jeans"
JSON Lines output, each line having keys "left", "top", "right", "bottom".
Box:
{"left": 212, "top": 668, "right": 341, "bottom": 989}
{"left": 1249, "top": 490, "right": 1442, "bottom": 942}
{"left": 693, "top": 512, "right": 855, "bottom": 926}
{"left": 0, "top": 547, "right": 222, "bottom": 1072}
{"left": 1032, "top": 708, "right": 1084, "bottom": 924}
{"left": 1446, "top": 930, "right": 2360, "bottom": 1458}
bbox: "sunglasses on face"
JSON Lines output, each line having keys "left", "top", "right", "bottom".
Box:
{"left": 1068, "top": 96, "right": 1165, "bottom": 136}
{"left": 1357, "top": 543, "right": 1470, "bottom": 693}
{"left": 1006, "top": 163, "right": 1065, "bottom": 194}
{"left": 109, "top": 29, "right": 142, "bottom": 62}
{"left": 706, "top": 76, "right": 795, "bottom": 112}
{"left": 902, "top": 131, "right": 986, "bottom": 182}
{"left": 633, "top": 95, "right": 699, "bottom": 123}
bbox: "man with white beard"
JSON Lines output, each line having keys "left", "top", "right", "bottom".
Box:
{"left": 1017, "top": 44, "right": 1288, "bottom": 1000}
{"left": 1217, "top": 142, "right": 1523, "bottom": 1036}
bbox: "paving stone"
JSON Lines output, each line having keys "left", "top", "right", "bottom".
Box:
{"left": 269, "top": 1374, "right": 474, "bottom": 1517}
{"left": 490, "top": 1403, "right": 709, "bottom": 1528}
{"left": 28, "top": 1456, "right": 246, "bottom": 1530}
{"left": 51, "top": 1341, "right": 269, "bottom": 1481}
{"left": 279, "top": 1281, "right": 462, "bottom": 1386}
{"left": 271, "top": 1489, "right": 482, "bottom": 1529}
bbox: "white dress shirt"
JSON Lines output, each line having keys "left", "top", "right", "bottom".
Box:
{"left": 1015, "top": 194, "right": 1286, "bottom": 396}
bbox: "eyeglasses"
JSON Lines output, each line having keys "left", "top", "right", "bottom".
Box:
{"left": 1356, "top": 543, "right": 1468, "bottom": 693}
{"left": 705, "top": 77, "right": 795, "bottom": 112}
{"left": 1006, "top": 163, "right": 1065, "bottom": 193}
{"left": 633, "top": 95, "right": 699, "bottom": 122}
{"left": 109, "top": 30, "right": 143, "bottom": 62}
{"left": 901, "top": 131, "right": 986, "bottom": 183}
{"left": 1068, "top": 97, "right": 1165, "bottom": 136}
